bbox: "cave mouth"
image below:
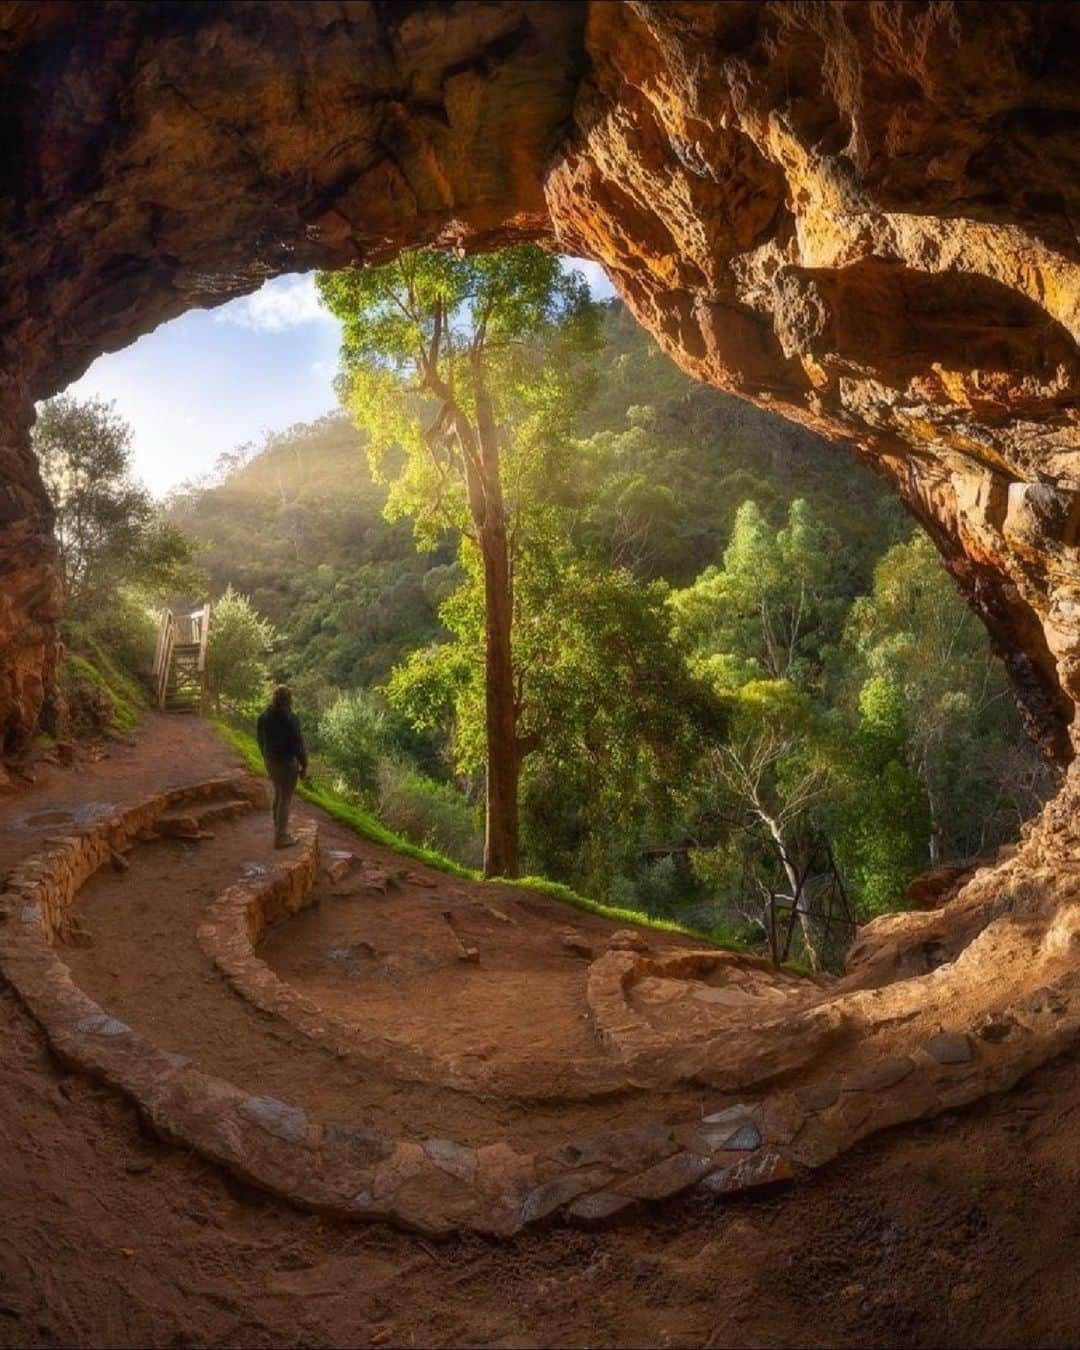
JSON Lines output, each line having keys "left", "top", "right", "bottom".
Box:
{"left": 4, "top": 0, "right": 1078, "bottom": 777}
{"left": 49, "top": 259, "right": 1052, "bottom": 973}
{"left": 1, "top": 0, "right": 1079, "bottom": 1234}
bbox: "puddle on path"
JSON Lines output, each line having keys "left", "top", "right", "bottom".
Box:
{"left": 19, "top": 802, "right": 116, "bottom": 831}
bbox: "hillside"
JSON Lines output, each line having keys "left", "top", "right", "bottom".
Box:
{"left": 164, "top": 302, "right": 1047, "bottom": 944}
{"left": 168, "top": 302, "right": 904, "bottom": 702}
{"left": 167, "top": 414, "right": 456, "bottom": 695}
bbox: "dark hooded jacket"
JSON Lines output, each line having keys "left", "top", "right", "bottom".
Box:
{"left": 256, "top": 704, "right": 308, "bottom": 770}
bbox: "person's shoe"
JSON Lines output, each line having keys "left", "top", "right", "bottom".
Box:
{"left": 274, "top": 835, "right": 299, "bottom": 849}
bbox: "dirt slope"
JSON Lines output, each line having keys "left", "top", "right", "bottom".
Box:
{"left": 0, "top": 716, "right": 1076, "bottom": 1349}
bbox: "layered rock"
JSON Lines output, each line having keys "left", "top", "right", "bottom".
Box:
{"left": 0, "top": 0, "right": 587, "bottom": 747}
{"left": 0, "top": 0, "right": 1076, "bottom": 761}
{"left": 545, "top": 0, "right": 1080, "bottom": 758}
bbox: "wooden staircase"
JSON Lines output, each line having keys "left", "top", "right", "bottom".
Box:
{"left": 153, "top": 603, "right": 211, "bottom": 714}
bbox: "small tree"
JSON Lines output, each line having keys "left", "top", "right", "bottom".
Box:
{"left": 317, "top": 688, "right": 388, "bottom": 800}
{"left": 205, "top": 586, "right": 276, "bottom": 713}
{"left": 33, "top": 394, "right": 198, "bottom": 616}
{"left": 668, "top": 507, "right": 846, "bottom": 958}
{"left": 318, "top": 247, "right": 600, "bottom": 876}
{"left": 692, "top": 679, "right": 835, "bottom": 966}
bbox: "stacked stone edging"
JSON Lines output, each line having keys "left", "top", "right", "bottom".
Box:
{"left": 3, "top": 775, "right": 263, "bottom": 941}
{"left": 195, "top": 828, "right": 471, "bottom": 1091}
{"left": 3, "top": 774, "right": 1080, "bottom": 1236}
{"left": 198, "top": 844, "right": 633, "bottom": 1103}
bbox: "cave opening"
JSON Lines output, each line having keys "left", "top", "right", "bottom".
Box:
{"left": 41, "top": 258, "right": 1052, "bottom": 976}
{"left": 1, "top": 0, "right": 1078, "bottom": 1260}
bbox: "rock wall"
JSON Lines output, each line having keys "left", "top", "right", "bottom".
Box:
{"left": 545, "top": 0, "right": 1080, "bottom": 759}
{"left": 0, "top": 0, "right": 587, "bottom": 749}
{"left": 0, "top": 1, "right": 1076, "bottom": 759}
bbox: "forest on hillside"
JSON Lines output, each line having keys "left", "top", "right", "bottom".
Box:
{"left": 42, "top": 291, "right": 1051, "bottom": 967}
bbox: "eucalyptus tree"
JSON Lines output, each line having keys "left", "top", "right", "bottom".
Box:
{"left": 387, "top": 538, "right": 720, "bottom": 897}
{"left": 842, "top": 532, "right": 1051, "bottom": 873}
{"left": 670, "top": 498, "right": 842, "bottom": 689}
{"left": 33, "top": 394, "right": 196, "bottom": 617}
{"left": 317, "top": 247, "right": 600, "bottom": 876}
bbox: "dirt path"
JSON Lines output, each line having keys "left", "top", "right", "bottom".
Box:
{"left": 62, "top": 800, "right": 715, "bottom": 1149}
{"left": 0, "top": 717, "right": 1077, "bottom": 1348}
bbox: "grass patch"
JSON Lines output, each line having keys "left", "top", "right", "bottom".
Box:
{"left": 506, "top": 875, "right": 745, "bottom": 951}
{"left": 60, "top": 649, "right": 144, "bottom": 733}
{"left": 212, "top": 717, "right": 744, "bottom": 951}
{"left": 212, "top": 720, "right": 474, "bottom": 877}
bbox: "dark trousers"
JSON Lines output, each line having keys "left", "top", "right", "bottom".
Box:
{"left": 266, "top": 757, "right": 299, "bottom": 841}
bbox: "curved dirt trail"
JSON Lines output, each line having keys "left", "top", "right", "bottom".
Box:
{"left": 60, "top": 794, "right": 720, "bottom": 1151}
{"left": 0, "top": 717, "right": 1077, "bottom": 1347}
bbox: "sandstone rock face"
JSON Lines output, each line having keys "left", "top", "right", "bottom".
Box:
{"left": 0, "top": 1, "right": 1076, "bottom": 764}
{"left": 0, "top": 0, "right": 587, "bottom": 747}
{"left": 546, "top": 0, "right": 1080, "bottom": 760}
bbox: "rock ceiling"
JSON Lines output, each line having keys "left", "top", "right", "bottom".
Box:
{"left": 0, "top": 0, "right": 1076, "bottom": 759}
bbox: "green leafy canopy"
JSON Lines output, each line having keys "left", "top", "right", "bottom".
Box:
{"left": 316, "top": 247, "right": 600, "bottom": 547}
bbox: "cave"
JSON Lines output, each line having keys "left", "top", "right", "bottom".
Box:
{"left": 2, "top": 0, "right": 1077, "bottom": 768}
{"left": 0, "top": 0, "right": 1078, "bottom": 1284}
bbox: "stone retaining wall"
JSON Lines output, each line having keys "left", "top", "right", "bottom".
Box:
{"left": 195, "top": 827, "right": 454, "bottom": 1089}
{"left": 4, "top": 775, "right": 263, "bottom": 942}
{"left": 2, "top": 775, "right": 1080, "bottom": 1238}
{"left": 197, "top": 843, "right": 632, "bottom": 1103}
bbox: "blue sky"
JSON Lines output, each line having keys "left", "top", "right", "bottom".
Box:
{"left": 66, "top": 258, "right": 616, "bottom": 497}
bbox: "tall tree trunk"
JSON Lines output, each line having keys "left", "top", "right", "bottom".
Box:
{"left": 463, "top": 367, "right": 520, "bottom": 879}
{"left": 423, "top": 336, "right": 523, "bottom": 878}
{"left": 481, "top": 515, "right": 519, "bottom": 877}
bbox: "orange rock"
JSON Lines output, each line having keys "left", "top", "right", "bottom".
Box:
{"left": 905, "top": 864, "right": 975, "bottom": 910}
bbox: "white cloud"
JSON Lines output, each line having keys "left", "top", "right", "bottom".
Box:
{"left": 215, "top": 273, "right": 330, "bottom": 334}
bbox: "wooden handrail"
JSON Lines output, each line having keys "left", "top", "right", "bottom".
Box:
{"left": 152, "top": 607, "right": 174, "bottom": 684}
{"left": 197, "top": 601, "right": 211, "bottom": 713}
{"left": 156, "top": 619, "right": 176, "bottom": 710}
{"left": 154, "top": 601, "right": 211, "bottom": 713}
{"left": 197, "top": 601, "right": 211, "bottom": 674}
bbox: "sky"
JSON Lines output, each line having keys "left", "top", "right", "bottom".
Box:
{"left": 65, "top": 258, "right": 616, "bottom": 498}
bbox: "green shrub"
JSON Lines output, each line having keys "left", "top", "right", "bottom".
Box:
{"left": 375, "top": 759, "right": 483, "bottom": 870}
{"left": 613, "top": 853, "right": 685, "bottom": 918}
{"left": 316, "top": 689, "right": 389, "bottom": 802}
{"left": 206, "top": 585, "right": 276, "bottom": 714}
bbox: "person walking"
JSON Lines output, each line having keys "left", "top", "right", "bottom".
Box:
{"left": 256, "top": 685, "right": 308, "bottom": 848}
